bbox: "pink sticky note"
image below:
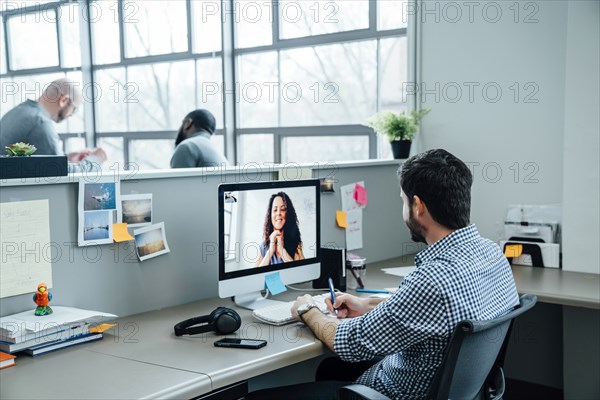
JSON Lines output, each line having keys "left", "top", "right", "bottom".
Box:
{"left": 354, "top": 184, "right": 367, "bottom": 206}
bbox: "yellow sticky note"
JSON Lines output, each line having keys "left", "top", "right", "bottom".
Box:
{"left": 504, "top": 244, "right": 523, "bottom": 258}
{"left": 88, "top": 323, "right": 116, "bottom": 333}
{"left": 336, "top": 210, "right": 348, "bottom": 228}
{"left": 113, "top": 223, "right": 134, "bottom": 242}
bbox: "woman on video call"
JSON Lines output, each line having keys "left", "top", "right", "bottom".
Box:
{"left": 255, "top": 192, "right": 305, "bottom": 267}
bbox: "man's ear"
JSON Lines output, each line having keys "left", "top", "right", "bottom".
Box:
{"left": 183, "top": 118, "right": 193, "bottom": 131}
{"left": 412, "top": 195, "right": 426, "bottom": 217}
{"left": 58, "top": 94, "right": 69, "bottom": 107}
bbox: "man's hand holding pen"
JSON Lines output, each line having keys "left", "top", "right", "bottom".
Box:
{"left": 325, "top": 292, "right": 376, "bottom": 318}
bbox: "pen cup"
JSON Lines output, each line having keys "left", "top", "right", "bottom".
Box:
{"left": 346, "top": 265, "right": 367, "bottom": 290}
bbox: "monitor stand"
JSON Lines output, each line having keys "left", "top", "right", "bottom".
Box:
{"left": 233, "top": 292, "right": 285, "bottom": 310}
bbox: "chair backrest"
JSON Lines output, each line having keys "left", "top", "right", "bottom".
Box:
{"left": 427, "top": 294, "right": 537, "bottom": 400}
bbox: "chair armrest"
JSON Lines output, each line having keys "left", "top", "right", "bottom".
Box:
{"left": 338, "top": 384, "right": 391, "bottom": 400}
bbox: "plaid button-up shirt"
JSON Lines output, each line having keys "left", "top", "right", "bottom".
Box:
{"left": 334, "top": 225, "right": 519, "bottom": 399}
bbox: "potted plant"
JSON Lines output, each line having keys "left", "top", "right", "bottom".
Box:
{"left": 0, "top": 142, "right": 68, "bottom": 180}
{"left": 365, "top": 109, "right": 430, "bottom": 159}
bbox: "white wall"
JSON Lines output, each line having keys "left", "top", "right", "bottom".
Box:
{"left": 561, "top": 0, "right": 600, "bottom": 274}
{"left": 416, "top": 0, "right": 599, "bottom": 273}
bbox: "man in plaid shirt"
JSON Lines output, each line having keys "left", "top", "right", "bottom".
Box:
{"left": 247, "top": 149, "right": 519, "bottom": 400}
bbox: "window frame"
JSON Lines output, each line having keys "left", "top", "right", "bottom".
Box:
{"left": 0, "top": 0, "right": 413, "bottom": 167}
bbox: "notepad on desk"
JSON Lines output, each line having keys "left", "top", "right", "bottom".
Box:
{"left": 381, "top": 266, "right": 416, "bottom": 278}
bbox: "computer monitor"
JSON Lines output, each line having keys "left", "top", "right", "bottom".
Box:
{"left": 218, "top": 179, "right": 320, "bottom": 309}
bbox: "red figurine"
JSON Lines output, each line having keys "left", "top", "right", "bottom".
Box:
{"left": 33, "top": 282, "right": 53, "bottom": 316}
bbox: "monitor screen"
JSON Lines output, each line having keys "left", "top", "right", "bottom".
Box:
{"left": 218, "top": 180, "right": 320, "bottom": 309}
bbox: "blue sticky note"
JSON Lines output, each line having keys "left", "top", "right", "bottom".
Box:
{"left": 264, "top": 272, "right": 287, "bottom": 296}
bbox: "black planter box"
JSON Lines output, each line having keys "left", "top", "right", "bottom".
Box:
{"left": 0, "top": 155, "right": 68, "bottom": 180}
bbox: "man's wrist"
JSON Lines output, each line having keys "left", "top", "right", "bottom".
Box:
{"left": 297, "top": 303, "right": 321, "bottom": 322}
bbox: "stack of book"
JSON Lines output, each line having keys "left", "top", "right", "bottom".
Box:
{"left": 0, "top": 306, "right": 116, "bottom": 357}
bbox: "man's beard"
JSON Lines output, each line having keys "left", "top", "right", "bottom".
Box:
{"left": 56, "top": 107, "right": 68, "bottom": 123}
{"left": 406, "top": 209, "right": 427, "bottom": 244}
{"left": 175, "top": 126, "right": 185, "bottom": 146}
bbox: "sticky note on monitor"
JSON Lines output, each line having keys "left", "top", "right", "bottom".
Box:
{"left": 265, "top": 272, "right": 287, "bottom": 295}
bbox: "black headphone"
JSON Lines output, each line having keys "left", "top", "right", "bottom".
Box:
{"left": 174, "top": 307, "right": 241, "bottom": 336}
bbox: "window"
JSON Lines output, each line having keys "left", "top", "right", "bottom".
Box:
{"left": 1, "top": 0, "right": 409, "bottom": 169}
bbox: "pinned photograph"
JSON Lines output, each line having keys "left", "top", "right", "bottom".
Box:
{"left": 79, "top": 210, "right": 113, "bottom": 246}
{"left": 78, "top": 178, "right": 120, "bottom": 247}
{"left": 120, "top": 194, "right": 152, "bottom": 227}
{"left": 82, "top": 181, "right": 119, "bottom": 211}
{"left": 133, "top": 222, "right": 170, "bottom": 261}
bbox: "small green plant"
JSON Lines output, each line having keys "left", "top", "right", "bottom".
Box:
{"left": 5, "top": 142, "right": 37, "bottom": 156}
{"left": 364, "top": 109, "right": 430, "bottom": 142}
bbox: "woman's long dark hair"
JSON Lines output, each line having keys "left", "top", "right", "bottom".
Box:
{"left": 262, "top": 192, "right": 302, "bottom": 258}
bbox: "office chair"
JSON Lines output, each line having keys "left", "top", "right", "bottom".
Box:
{"left": 339, "top": 293, "right": 537, "bottom": 400}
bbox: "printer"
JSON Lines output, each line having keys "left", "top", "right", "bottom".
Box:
{"left": 500, "top": 204, "right": 561, "bottom": 268}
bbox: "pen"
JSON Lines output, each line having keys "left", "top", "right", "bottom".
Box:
{"left": 327, "top": 277, "right": 338, "bottom": 316}
{"left": 355, "top": 288, "right": 391, "bottom": 294}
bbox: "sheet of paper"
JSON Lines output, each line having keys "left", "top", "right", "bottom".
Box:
{"left": 353, "top": 183, "right": 368, "bottom": 206}
{"left": 345, "top": 209, "right": 363, "bottom": 251}
{"left": 381, "top": 266, "right": 417, "bottom": 277}
{"left": 0, "top": 200, "right": 52, "bottom": 298}
{"left": 340, "top": 181, "right": 366, "bottom": 211}
{"left": 336, "top": 210, "right": 348, "bottom": 228}
{"left": 113, "top": 223, "right": 134, "bottom": 242}
{"left": 264, "top": 271, "right": 287, "bottom": 295}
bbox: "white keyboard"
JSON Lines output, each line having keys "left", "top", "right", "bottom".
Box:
{"left": 252, "top": 293, "right": 330, "bottom": 326}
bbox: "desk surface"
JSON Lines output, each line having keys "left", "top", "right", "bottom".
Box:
{"left": 2, "top": 257, "right": 598, "bottom": 399}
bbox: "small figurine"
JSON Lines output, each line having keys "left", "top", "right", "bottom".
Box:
{"left": 33, "top": 282, "right": 53, "bottom": 316}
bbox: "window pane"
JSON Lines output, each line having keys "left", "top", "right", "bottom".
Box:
{"left": 64, "top": 137, "right": 86, "bottom": 154}
{"left": 5, "top": 72, "right": 64, "bottom": 109}
{"left": 8, "top": 10, "right": 59, "bottom": 69}
{"left": 60, "top": 3, "right": 81, "bottom": 68}
{"left": 379, "top": 37, "right": 408, "bottom": 112}
{"left": 378, "top": 0, "right": 408, "bottom": 30}
{"left": 192, "top": 0, "right": 222, "bottom": 53}
{"left": 196, "top": 57, "right": 224, "bottom": 129}
{"left": 95, "top": 67, "right": 127, "bottom": 132}
{"left": 282, "top": 136, "right": 369, "bottom": 163}
{"left": 127, "top": 61, "right": 195, "bottom": 131}
{"left": 280, "top": 41, "right": 377, "bottom": 126}
{"left": 378, "top": 135, "right": 393, "bottom": 159}
{"left": 238, "top": 134, "right": 274, "bottom": 165}
{"left": 237, "top": 52, "right": 278, "bottom": 128}
{"left": 234, "top": 0, "right": 272, "bottom": 49}
{"left": 124, "top": 0, "right": 188, "bottom": 58}
{"left": 0, "top": 17, "right": 6, "bottom": 74}
{"left": 97, "top": 137, "right": 125, "bottom": 170}
{"left": 90, "top": 0, "right": 120, "bottom": 64}
{"left": 279, "top": 0, "right": 369, "bottom": 39}
{"left": 129, "top": 139, "right": 174, "bottom": 170}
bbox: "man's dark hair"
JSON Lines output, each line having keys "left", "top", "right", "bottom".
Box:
{"left": 186, "top": 109, "right": 216, "bottom": 135}
{"left": 398, "top": 149, "right": 473, "bottom": 230}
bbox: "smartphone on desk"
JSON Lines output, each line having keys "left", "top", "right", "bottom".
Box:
{"left": 214, "top": 338, "right": 267, "bottom": 349}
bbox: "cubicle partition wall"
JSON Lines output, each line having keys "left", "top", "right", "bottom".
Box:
{"left": 0, "top": 160, "right": 409, "bottom": 318}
